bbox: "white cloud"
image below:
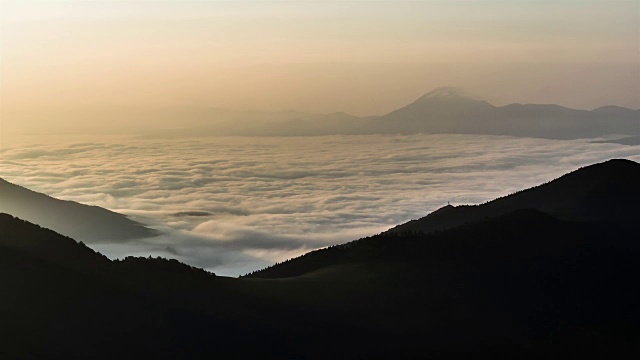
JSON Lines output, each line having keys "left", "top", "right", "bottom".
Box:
{"left": 1, "top": 134, "right": 638, "bottom": 276}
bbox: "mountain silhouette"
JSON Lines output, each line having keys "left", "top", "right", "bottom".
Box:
{"left": 389, "top": 158, "right": 640, "bottom": 234}
{"left": 3, "top": 159, "right": 640, "bottom": 359}
{"left": 173, "top": 87, "right": 639, "bottom": 139}
{"left": 0, "top": 213, "right": 111, "bottom": 274}
{"left": 0, "top": 213, "right": 223, "bottom": 359}
{"left": 248, "top": 159, "right": 640, "bottom": 278}
{"left": 0, "top": 178, "right": 157, "bottom": 242}
{"left": 373, "top": 87, "right": 499, "bottom": 134}
{"left": 372, "top": 87, "right": 640, "bottom": 139}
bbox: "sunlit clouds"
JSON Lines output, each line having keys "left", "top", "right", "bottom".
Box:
{"left": 1, "top": 134, "right": 638, "bottom": 275}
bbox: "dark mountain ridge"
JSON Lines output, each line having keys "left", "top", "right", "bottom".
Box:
{"left": 242, "top": 207, "right": 640, "bottom": 357}
{"left": 248, "top": 159, "right": 640, "bottom": 278}
{"left": 390, "top": 158, "right": 640, "bottom": 234}
{"left": 0, "top": 177, "right": 157, "bottom": 242}
{"left": 0, "top": 212, "right": 212, "bottom": 284}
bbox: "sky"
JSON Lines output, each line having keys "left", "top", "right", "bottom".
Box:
{"left": 1, "top": 0, "right": 639, "bottom": 137}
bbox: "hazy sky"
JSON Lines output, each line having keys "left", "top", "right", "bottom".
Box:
{"left": 1, "top": 0, "right": 639, "bottom": 131}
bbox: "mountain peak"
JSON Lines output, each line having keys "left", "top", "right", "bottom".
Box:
{"left": 574, "top": 158, "right": 640, "bottom": 176}
{"left": 388, "top": 158, "right": 640, "bottom": 235}
{"left": 409, "top": 87, "right": 493, "bottom": 108}
{"left": 418, "top": 86, "right": 468, "bottom": 101}
{"left": 428, "top": 204, "right": 456, "bottom": 217}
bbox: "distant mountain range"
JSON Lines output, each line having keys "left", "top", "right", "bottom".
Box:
{"left": 372, "top": 87, "right": 639, "bottom": 139}
{"left": 148, "top": 87, "right": 639, "bottom": 140}
{"left": 2, "top": 159, "right": 639, "bottom": 358}
{"left": 0, "top": 178, "right": 156, "bottom": 242}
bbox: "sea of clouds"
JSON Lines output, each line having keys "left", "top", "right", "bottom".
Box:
{"left": 1, "top": 134, "right": 638, "bottom": 276}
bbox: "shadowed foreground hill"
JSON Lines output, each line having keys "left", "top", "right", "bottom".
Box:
{"left": 388, "top": 158, "right": 640, "bottom": 235}
{"left": 246, "top": 210, "right": 639, "bottom": 353}
{"left": 0, "top": 178, "right": 157, "bottom": 242}
{"left": 0, "top": 215, "right": 178, "bottom": 359}
{"left": 0, "top": 214, "right": 276, "bottom": 359}
{"left": 2, "top": 159, "right": 640, "bottom": 359}
{"left": 249, "top": 159, "right": 640, "bottom": 279}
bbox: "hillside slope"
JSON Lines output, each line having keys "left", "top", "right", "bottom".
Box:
{"left": 0, "top": 178, "right": 156, "bottom": 242}
{"left": 390, "top": 158, "right": 640, "bottom": 234}
{"left": 248, "top": 159, "right": 640, "bottom": 280}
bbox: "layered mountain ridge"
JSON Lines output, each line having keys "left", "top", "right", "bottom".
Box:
{"left": 371, "top": 88, "right": 639, "bottom": 139}
{"left": 248, "top": 159, "right": 640, "bottom": 278}
{"left": 151, "top": 86, "right": 639, "bottom": 139}
{"left": 0, "top": 177, "right": 157, "bottom": 242}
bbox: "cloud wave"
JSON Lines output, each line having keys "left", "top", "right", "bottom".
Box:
{"left": 1, "top": 134, "right": 638, "bottom": 275}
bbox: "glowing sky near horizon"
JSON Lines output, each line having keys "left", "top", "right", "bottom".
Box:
{"left": 1, "top": 0, "right": 639, "bottom": 132}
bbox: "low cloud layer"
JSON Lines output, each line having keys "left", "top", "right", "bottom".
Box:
{"left": 1, "top": 134, "right": 638, "bottom": 276}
